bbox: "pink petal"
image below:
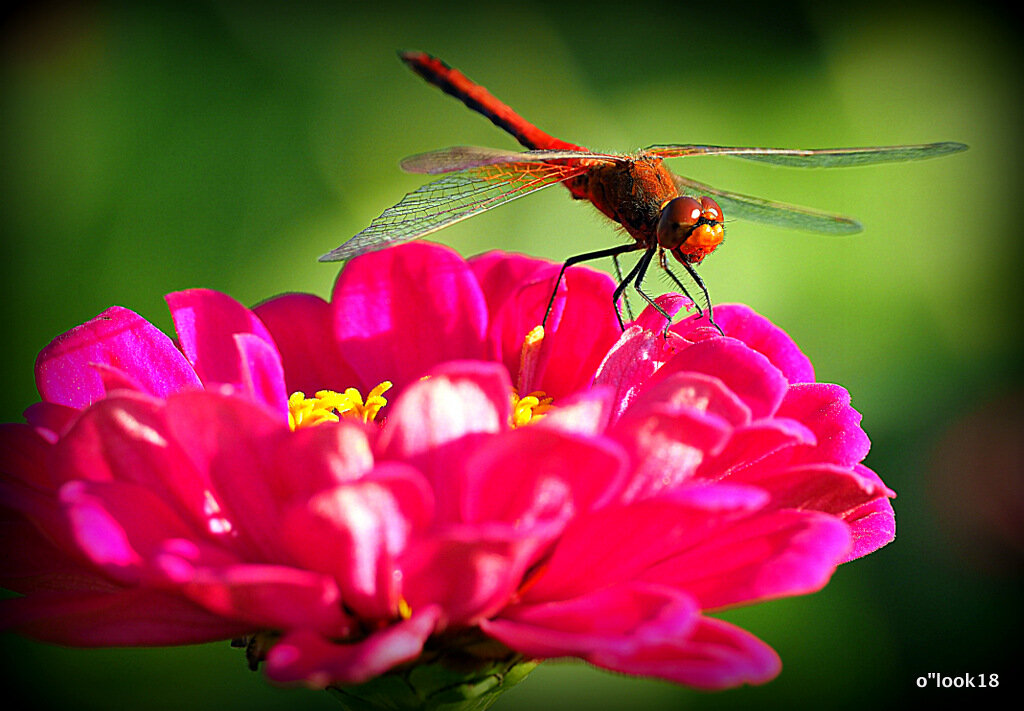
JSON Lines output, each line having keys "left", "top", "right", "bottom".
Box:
{"left": 611, "top": 400, "right": 732, "bottom": 502}
{"left": 53, "top": 393, "right": 221, "bottom": 538}
{"left": 696, "top": 418, "right": 817, "bottom": 481}
{"left": 58, "top": 479, "right": 194, "bottom": 585}
{"left": 331, "top": 242, "right": 487, "bottom": 391}
{"left": 841, "top": 465, "right": 896, "bottom": 561}
{"left": 22, "top": 402, "right": 79, "bottom": 441}
{"left": 482, "top": 582, "right": 699, "bottom": 659}
{"left": 537, "top": 266, "right": 620, "bottom": 398}
{"left": 459, "top": 426, "right": 628, "bottom": 526}
{"left": 379, "top": 362, "right": 511, "bottom": 521}
{"left": 650, "top": 338, "right": 789, "bottom": 421}
{"left": 166, "top": 289, "right": 283, "bottom": 404}
{"left": 641, "top": 509, "right": 852, "bottom": 609}
{"left": 520, "top": 485, "right": 769, "bottom": 603}
{"left": 0, "top": 588, "right": 249, "bottom": 646}
{"left": 399, "top": 532, "right": 540, "bottom": 627}
{"left": 777, "top": 383, "right": 871, "bottom": 468}
{"left": 35, "top": 305, "right": 201, "bottom": 409}
{"left": 234, "top": 332, "right": 289, "bottom": 417}
{"left": 589, "top": 616, "right": 781, "bottom": 689}
{"left": 534, "top": 386, "right": 615, "bottom": 437}
{"left": 280, "top": 463, "right": 433, "bottom": 620}
{"left": 176, "top": 563, "right": 351, "bottom": 636}
{"left": 265, "top": 605, "right": 441, "bottom": 686}
{"left": 593, "top": 324, "right": 682, "bottom": 421}
{"left": 162, "top": 391, "right": 291, "bottom": 562}
{"left": 253, "top": 292, "right": 361, "bottom": 396}
{"left": 674, "top": 304, "right": 815, "bottom": 384}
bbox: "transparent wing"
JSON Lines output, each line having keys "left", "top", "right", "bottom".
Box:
{"left": 671, "top": 172, "right": 862, "bottom": 234}
{"left": 401, "top": 145, "right": 623, "bottom": 174}
{"left": 320, "top": 161, "right": 588, "bottom": 261}
{"left": 647, "top": 141, "right": 967, "bottom": 167}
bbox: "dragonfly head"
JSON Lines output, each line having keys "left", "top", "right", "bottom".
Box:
{"left": 657, "top": 196, "right": 724, "bottom": 265}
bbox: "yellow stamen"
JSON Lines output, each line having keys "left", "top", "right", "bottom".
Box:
{"left": 397, "top": 597, "right": 413, "bottom": 620}
{"left": 517, "top": 325, "right": 545, "bottom": 394}
{"left": 510, "top": 389, "right": 554, "bottom": 427}
{"left": 288, "top": 382, "right": 392, "bottom": 430}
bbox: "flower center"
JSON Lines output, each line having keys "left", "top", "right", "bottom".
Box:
{"left": 288, "top": 382, "right": 392, "bottom": 430}
{"left": 510, "top": 389, "right": 554, "bottom": 427}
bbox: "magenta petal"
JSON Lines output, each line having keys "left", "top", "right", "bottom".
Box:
{"left": 254, "top": 292, "right": 361, "bottom": 395}
{"left": 379, "top": 361, "right": 511, "bottom": 460}
{"left": 460, "top": 427, "right": 628, "bottom": 525}
{"left": 53, "top": 393, "right": 222, "bottom": 538}
{"left": 22, "top": 402, "right": 79, "bottom": 441}
{"left": 58, "top": 479, "right": 194, "bottom": 585}
{"left": 651, "top": 338, "right": 789, "bottom": 421}
{"left": 521, "top": 486, "right": 769, "bottom": 603}
{"left": 166, "top": 289, "right": 282, "bottom": 398}
{"left": 538, "top": 267, "right": 620, "bottom": 398}
{"left": 593, "top": 324, "right": 679, "bottom": 420}
{"left": 35, "top": 305, "right": 201, "bottom": 410}
{"left": 482, "top": 582, "right": 699, "bottom": 658}
{"left": 674, "top": 304, "right": 815, "bottom": 384}
{"left": 265, "top": 606, "right": 441, "bottom": 686}
{"left": 642, "top": 509, "right": 851, "bottom": 609}
{"left": 0, "top": 588, "right": 248, "bottom": 646}
{"left": 178, "top": 563, "right": 350, "bottom": 636}
{"left": 163, "top": 392, "right": 290, "bottom": 562}
{"left": 233, "top": 332, "right": 289, "bottom": 417}
{"left": 589, "top": 616, "right": 781, "bottom": 690}
{"left": 841, "top": 465, "right": 896, "bottom": 561}
{"left": 777, "top": 383, "right": 871, "bottom": 467}
{"left": 331, "top": 243, "right": 487, "bottom": 390}
{"left": 280, "top": 463, "right": 433, "bottom": 620}
{"left": 400, "top": 528, "right": 547, "bottom": 626}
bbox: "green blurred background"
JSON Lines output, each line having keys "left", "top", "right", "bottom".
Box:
{"left": 1, "top": 0, "right": 1020, "bottom": 708}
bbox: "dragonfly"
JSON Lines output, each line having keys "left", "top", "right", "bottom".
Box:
{"left": 321, "top": 51, "right": 967, "bottom": 332}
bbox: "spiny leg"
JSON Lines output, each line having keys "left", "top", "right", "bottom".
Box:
{"left": 612, "top": 253, "right": 635, "bottom": 322}
{"left": 658, "top": 252, "right": 704, "bottom": 319}
{"left": 543, "top": 242, "right": 642, "bottom": 327}
{"left": 612, "top": 250, "right": 651, "bottom": 330}
{"left": 678, "top": 259, "right": 723, "bottom": 335}
{"left": 629, "top": 248, "right": 676, "bottom": 328}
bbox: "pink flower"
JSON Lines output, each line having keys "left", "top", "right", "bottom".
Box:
{"left": 0, "top": 242, "right": 894, "bottom": 696}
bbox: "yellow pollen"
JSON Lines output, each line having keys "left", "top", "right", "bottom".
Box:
{"left": 288, "top": 382, "right": 393, "bottom": 430}
{"left": 510, "top": 389, "right": 554, "bottom": 427}
{"left": 397, "top": 597, "right": 413, "bottom": 620}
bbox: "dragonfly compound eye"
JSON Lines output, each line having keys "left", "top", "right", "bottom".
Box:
{"left": 656, "top": 196, "right": 703, "bottom": 250}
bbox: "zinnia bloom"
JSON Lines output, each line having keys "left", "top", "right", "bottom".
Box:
{"left": 0, "top": 242, "right": 894, "bottom": 703}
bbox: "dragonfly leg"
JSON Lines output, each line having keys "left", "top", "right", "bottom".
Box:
{"left": 678, "top": 261, "right": 724, "bottom": 336}
{"left": 658, "top": 253, "right": 704, "bottom": 319}
{"left": 612, "top": 251, "right": 650, "bottom": 330}
{"left": 612, "top": 253, "right": 635, "bottom": 322}
{"left": 543, "top": 242, "right": 642, "bottom": 328}
{"left": 629, "top": 249, "right": 675, "bottom": 331}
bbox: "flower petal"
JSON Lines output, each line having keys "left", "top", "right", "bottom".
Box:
{"left": 777, "top": 383, "right": 871, "bottom": 467}
{"left": 482, "top": 582, "right": 699, "bottom": 658}
{"left": 265, "top": 605, "right": 441, "bottom": 686}
{"left": 166, "top": 289, "right": 284, "bottom": 408}
{"left": 589, "top": 616, "right": 781, "bottom": 690}
{"left": 254, "top": 292, "right": 360, "bottom": 395}
{"left": 35, "top": 306, "right": 200, "bottom": 410}
{"left": 331, "top": 242, "right": 487, "bottom": 390}
{"left": 674, "top": 304, "right": 815, "bottom": 384}
{"left": 0, "top": 588, "right": 248, "bottom": 646}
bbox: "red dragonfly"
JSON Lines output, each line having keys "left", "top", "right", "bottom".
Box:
{"left": 322, "top": 51, "right": 966, "bottom": 331}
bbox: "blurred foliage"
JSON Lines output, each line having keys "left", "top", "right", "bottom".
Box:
{"left": 1, "top": 0, "right": 1020, "bottom": 709}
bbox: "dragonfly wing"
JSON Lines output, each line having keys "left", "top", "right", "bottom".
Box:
{"left": 320, "top": 161, "right": 588, "bottom": 261}
{"left": 671, "top": 172, "right": 862, "bottom": 234}
{"left": 401, "top": 146, "right": 623, "bottom": 174}
{"left": 647, "top": 141, "right": 967, "bottom": 167}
